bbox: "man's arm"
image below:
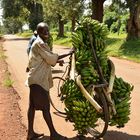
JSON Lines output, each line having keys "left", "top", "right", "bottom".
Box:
{"left": 58, "top": 48, "right": 75, "bottom": 60}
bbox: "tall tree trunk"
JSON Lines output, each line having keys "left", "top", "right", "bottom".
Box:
{"left": 91, "top": 0, "right": 105, "bottom": 22}
{"left": 126, "top": 1, "right": 140, "bottom": 40}
{"left": 71, "top": 16, "right": 76, "bottom": 32}
{"left": 28, "top": 2, "right": 43, "bottom": 31}
{"left": 57, "top": 14, "right": 64, "bottom": 37}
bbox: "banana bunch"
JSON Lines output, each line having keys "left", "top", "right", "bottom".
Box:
{"left": 61, "top": 17, "right": 134, "bottom": 134}
{"left": 61, "top": 79, "right": 98, "bottom": 134}
{"left": 109, "top": 77, "right": 134, "bottom": 127}
{"left": 72, "top": 18, "right": 109, "bottom": 82}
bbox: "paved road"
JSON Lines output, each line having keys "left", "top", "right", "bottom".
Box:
{"left": 3, "top": 35, "right": 140, "bottom": 140}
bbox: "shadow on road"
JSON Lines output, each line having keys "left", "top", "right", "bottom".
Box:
{"left": 52, "top": 69, "right": 64, "bottom": 74}
{"left": 35, "top": 131, "right": 140, "bottom": 140}
{"left": 104, "top": 130, "right": 140, "bottom": 140}
{"left": 34, "top": 134, "right": 108, "bottom": 140}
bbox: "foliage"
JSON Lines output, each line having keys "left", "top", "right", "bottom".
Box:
{"left": 20, "top": 0, "right": 44, "bottom": 31}
{"left": 2, "top": 0, "right": 21, "bottom": 18}
{"left": 52, "top": 31, "right": 72, "bottom": 47}
{"left": 1, "top": 0, "right": 26, "bottom": 33}
{"left": 112, "top": 0, "right": 140, "bottom": 40}
{"left": 3, "top": 17, "right": 22, "bottom": 34}
{"left": 103, "top": 3, "right": 129, "bottom": 34}
{"left": 106, "top": 33, "right": 140, "bottom": 63}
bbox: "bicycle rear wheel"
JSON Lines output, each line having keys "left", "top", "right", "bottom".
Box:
{"left": 87, "top": 91, "right": 109, "bottom": 139}
{"left": 49, "top": 76, "right": 66, "bottom": 114}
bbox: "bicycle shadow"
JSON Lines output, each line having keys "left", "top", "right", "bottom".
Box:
{"left": 52, "top": 69, "right": 64, "bottom": 74}
{"left": 104, "top": 130, "right": 140, "bottom": 140}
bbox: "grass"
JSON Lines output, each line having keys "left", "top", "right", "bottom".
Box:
{"left": 106, "top": 33, "right": 140, "bottom": 63}
{"left": 51, "top": 32, "right": 72, "bottom": 47}
{"left": 16, "top": 30, "right": 33, "bottom": 38}
{"left": 0, "top": 45, "right": 7, "bottom": 60}
{"left": 0, "top": 40, "right": 14, "bottom": 87}
{"left": 3, "top": 71, "right": 14, "bottom": 87}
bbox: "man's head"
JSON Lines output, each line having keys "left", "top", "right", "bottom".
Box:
{"left": 33, "top": 30, "right": 37, "bottom": 37}
{"left": 37, "top": 22, "right": 49, "bottom": 40}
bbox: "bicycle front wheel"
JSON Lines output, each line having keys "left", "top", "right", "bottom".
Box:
{"left": 49, "top": 76, "right": 66, "bottom": 115}
{"left": 87, "top": 91, "right": 109, "bottom": 139}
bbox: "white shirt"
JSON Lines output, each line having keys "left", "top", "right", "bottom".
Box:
{"left": 26, "top": 36, "right": 58, "bottom": 91}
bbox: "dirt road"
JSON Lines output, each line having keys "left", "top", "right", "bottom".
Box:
{"left": 3, "top": 35, "right": 140, "bottom": 140}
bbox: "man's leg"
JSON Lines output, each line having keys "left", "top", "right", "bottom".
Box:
{"left": 27, "top": 101, "right": 35, "bottom": 136}
{"left": 27, "top": 85, "right": 44, "bottom": 139}
{"left": 42, "top": 93, "right": 67, "bottom": 140}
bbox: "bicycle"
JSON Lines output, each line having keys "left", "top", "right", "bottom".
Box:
{"left": 49, "top": 51, "right": 116, "bottom": 139}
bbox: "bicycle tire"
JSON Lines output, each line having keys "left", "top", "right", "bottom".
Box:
{"left": 49, "top": 76, "right": 66, "bottom": 115}
{"left": 87, "top": 90, "right": 109, "bottom": 139}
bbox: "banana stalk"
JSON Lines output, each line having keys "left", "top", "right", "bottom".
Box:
{"left": 70, "top": 53, "right": 76, "bottom": 81}
{"left": 104, "top": 59, "right": 116, "bottom": 115}
{"left": 107, "top": 59, "right": 115, "bottom": 93}
{"left": 76, "top": 75, "right": 103, "bottom": 113}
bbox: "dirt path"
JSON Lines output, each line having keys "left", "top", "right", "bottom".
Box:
{"left": 0, "top": 38, "right": 26, "bottom": 140}
{"left": 2, "top": 35, "right": 140, "bottom": 140}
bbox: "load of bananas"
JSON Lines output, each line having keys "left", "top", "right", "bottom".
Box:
{"left": 61, "top": 79, "right": 98, "bottom": 134}
{"left": 109, "top": 77, "right": 134, "bottom": 127}
{"left": 60, "top": 17, "right": 134, "bottom": 134}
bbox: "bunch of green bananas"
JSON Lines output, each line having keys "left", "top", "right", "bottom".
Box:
{"left": 61, "top": 17, "right": 134, "bottom": 134}
{"left": 109, "top": 77, "right": 134, "bottom": 127}
{"left": 61, "top": 79, "right": 98, "bottom": 134}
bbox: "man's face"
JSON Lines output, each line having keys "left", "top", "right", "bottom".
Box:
{"left": 40, "top": 27, "right": 49, "bottom": 40}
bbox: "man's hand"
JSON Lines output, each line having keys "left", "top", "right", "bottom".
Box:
{"left": 57, "top": 59, "right": 64, "bottom": 66}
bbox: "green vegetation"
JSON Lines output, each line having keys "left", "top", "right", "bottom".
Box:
{"left": 0, "top": 45, "right": 6, "bottom": 60}
{"left": 51, "top": 32, "right": 72, "bottom": 47}
{"left": 3, "top": 71, "right": 14, "bottom": 87}
{"left": 106, "top": 33, "right": 140, "bottom": 63}
{"left": 16, "top": 30, "right": 33, "bottom": 38}
{"left": 0, "top": 43, "right": 13, "bottom": 87}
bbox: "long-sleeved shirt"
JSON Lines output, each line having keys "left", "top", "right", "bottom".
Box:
{"left": 26, "top": 36, "right": 58, "bottom": 91}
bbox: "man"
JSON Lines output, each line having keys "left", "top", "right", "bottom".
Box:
{"left": 26, "top": 22, "right": 73, "bottom": 140}
{"left": 27, "top": 30, "right": 37, "bottom": 56}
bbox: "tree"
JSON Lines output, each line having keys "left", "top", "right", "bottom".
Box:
{"left": 42, "top": 0, "right": 66, "bottom": 37}
{"left": 63, "top": 0, "right": 85, "bottom": 31}
{"left": 1, "top": 0, "right": 24, "bottom": 33}
{"left": 126, "top": 0, "right": 140, "bottom": 40}
{"left": 112, "top": 0, "right": 140, "bottom": 40}
{"left": 104, "top": 3, "right": 129, "bottom": 34}
{"left": 21, "top": 0, "right": 44, "bottom": 31}
{"left": 90, "top": 0, "right": 106, "bottom": 22}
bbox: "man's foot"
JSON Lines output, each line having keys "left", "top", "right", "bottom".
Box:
{"left": 50, "top": 134, "right": 68, "bottom": 140}
{"left": 27, "top": 132, "right": 44, "bottom": 140}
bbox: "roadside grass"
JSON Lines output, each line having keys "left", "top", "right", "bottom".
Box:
{"left": 106, "top": 33, "right": 140, "bottom": 63}
{"left": 3, "top": 71, "right": 14, "bottom": 87}
{"left": 0, "top": 41, "right": 14, "bottom": 87}
{"left": 51, "top": 32, "right": 72, "bottom": 47}
{"left": 0, "top": 45, "right": 7, "bottom": 60}
{"left": 16, "top": 30, "right": 32, "bottom": 38}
